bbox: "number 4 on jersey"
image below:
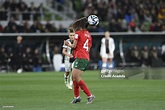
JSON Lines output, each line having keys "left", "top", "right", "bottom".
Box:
{"left": 83, "top": 39, "right": 89, "bottom": 51}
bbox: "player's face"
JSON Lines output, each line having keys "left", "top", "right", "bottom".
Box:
{"left": 105, "top": 31, "right": 110, "bottom": 38}
{"left": 69, "top": 32, "right": 75, "bottom": 41}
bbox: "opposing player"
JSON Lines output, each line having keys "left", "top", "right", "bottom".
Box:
{"left": 64, "top": 17, "right": 95, "bottom": 104}
{"left": 100, "top": 31, "right": 115, "bottom": 68}
{"left": 62, "top": 27, "right": 75, "bottom": 90}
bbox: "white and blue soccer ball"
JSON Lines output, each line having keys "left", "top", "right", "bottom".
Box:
{"left": 87, "top": 15, "right": 99, "bottom": 26}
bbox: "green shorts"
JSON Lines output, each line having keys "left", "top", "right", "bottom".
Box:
{"left": 73, "top": 58, "right": 89, "bottom": 71}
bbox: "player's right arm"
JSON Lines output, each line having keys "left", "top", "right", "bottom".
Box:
{"left": 62, "top": 48, "right": 73, "bottom": 58}
{"left": 64, "top": 34, "right": 78, "bottom": 49}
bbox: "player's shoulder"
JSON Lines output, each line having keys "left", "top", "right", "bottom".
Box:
{"left": 62, "top": 39, "right": 70, "bottom": 48}
{"left": 66, "top": 39, "right": 71, "bottom": 42}
{"left": 101, "top": 37, "right": 105, "bottom": 41}
{"left": 75, "top": 30, "right": 82, "bottom": 34}
{"left": 109, "top": 37, "right": 114, "bottom": 41}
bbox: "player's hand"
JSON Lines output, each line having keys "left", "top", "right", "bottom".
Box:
{"left": 68, "top": 54, "right": 73, "bottom": 58}
{"left": 64, "top": 40, "right": 69, "bottom": 46}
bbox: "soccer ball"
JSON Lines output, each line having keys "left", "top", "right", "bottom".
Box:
{"left": 87, "top": 15, "right": 99, "bottom": 26}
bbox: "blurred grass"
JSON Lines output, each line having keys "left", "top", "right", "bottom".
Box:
{"left": 0, "top": 69, "right": 165, "bottom": 110}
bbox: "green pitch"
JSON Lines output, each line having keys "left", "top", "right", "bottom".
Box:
{"left": 0, "top": 70, "right": 165, "bottom": 110}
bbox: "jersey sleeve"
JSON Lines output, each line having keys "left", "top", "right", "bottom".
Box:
{"left": 109, "top": 38, "right": 115, "bottom": 53}
{"left": 62, "top": 39, "right": 69, "bottom": 48}
{"left": 101, "top": 38, "right": 104, "bottom": 44}
{"left": 62, "top": 44, "right": 67, "bottom": 48}
{"left": 74, "top": 31, "right": 80, "bottom": 41}
{"left": 74, "top": 34, "right": 78, "bottom": 41}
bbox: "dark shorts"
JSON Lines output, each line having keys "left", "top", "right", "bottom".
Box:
{"left": 73, "top": 58, "right": 89, "bottom": 71}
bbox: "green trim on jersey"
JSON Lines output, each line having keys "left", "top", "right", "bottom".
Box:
{"left": 73, "top": 58, "right": 89, "bottom": 71}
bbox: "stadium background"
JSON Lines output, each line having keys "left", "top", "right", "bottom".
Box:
{"left": 0, "top": 0, "right": 165, "bottom": 110}
{"left": 0, "top": 0, "right": 165, "bottom": 73}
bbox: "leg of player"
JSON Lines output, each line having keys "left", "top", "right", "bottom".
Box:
{"left": 71, "top": 68, "right": 95, "bottom": 104}
{"left": 102, "top": 57, "right": 107, "bottom": 69}
{"left": 108, "top": 58, "right": 113, "bottom": 68}
{"left": 69, "top": 74, "right": 73, "bottom": 89}
{"left": 64, "top": 61, "right": 72, "bottom": 88}
{"left": 64, "top": 72, "right": 69, "bottom": 85}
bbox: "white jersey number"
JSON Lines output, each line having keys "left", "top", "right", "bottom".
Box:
{"left": 83, "top": 39, "right": 89, "bottom": 51}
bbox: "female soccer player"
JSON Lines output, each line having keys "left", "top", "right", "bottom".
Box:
{"left": 100, "top": 31, "right": 115, "bottom": 68}
{"left": 64, "top": 17, "right": 95, "bottom": 104}
{"left": 62, "top": 27, "right": 75, "bottom": 90}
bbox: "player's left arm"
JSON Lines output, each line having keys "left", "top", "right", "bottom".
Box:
{"left": 109, "top": 38, "right": 115, "bottom": 53}
{"left": 64, "top": 40, "right": 77, "bottom": 49}
{"left": 64, "top": 33, "right": 78, "bottom": 49}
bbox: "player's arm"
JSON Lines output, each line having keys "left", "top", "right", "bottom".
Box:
{"left": 109, "top": 39, "right": 115, "bottom": 53}
{"left": 64, "top": 39, "right": 77, "bottom": 49}
{"left": 62, "top": 47, "right": 73, "bottom": 58}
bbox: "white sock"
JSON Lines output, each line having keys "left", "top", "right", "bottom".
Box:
{"left": 69, "top": 74, "right": 73, "bottom": 86}
{"left": 102, "top": 63, "right": 107, "bottom": 68}
{"left": 64, "top": 74, "right": 69, "bottom": 83}
{"left": 108, "top": 63, "right": 113, "bottom": 68}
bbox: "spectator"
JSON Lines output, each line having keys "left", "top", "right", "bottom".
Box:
{"left": 83, "top": 3, "right": 95, "bottom": 17}
{"left": 153, "top": 21, "right": 162, "bottom": 31}
{"left": 10, "top": 0, "right": 17, "bottom": 11}
{"left": 28, "top": 2, "right": 37, "bottom": 20}
{"left": 140, "top": 46, "right": 149, "bottom": 66}
{"left": 36, "top": 3, "right": 45, "bottom": 19}
{"left": 23, "top": 47, "right": 33, "bottom": 71}
{"left": 22, "top": 9, "right": 30, "bottom": 20}
{"left": 17, "top": 0, "right": 27, "bottom": 11}
{"left": 45, "top": 20, "right": 53, "bottom": 32}
{"left": 23, "top": 21, "right": 31, "bottom": 33}
{"left": 162, "top": 42, "right": 165, "bottom": 62}
{"left": 7, "top": 17, "right": 17, "bottom": 32}
{"left": 0, "top": 47, "right": 8, "bottom": 71}
{"left": 129, "top": 19, "right": 136, "bottom": 32}
{"left": 149, "top": 46, "right": 158, "bottom": 59}
{"left": 3, "top": 26, "right": 10, "bottom": 33}
{"left": 0, "top": 23, "right": 3, "bottom": 32}
{"left": 33, "top": 48, "right": 42, "bottom": 72}
{"left": 7, "top": 47, "right": 15, "bottom": 71}
{"left": 130, "top": 45, "right": 141, "bottom": 63}
{"left": 0, "top": 7, "right": 8, "bottom": 20}
{"left": 53, "top": 46, "right": 63, "bottom": 71}
{"left": 58, "top": 24, "right": 67, "bottom": 32}
{"left": 30, "top": 20, "right": 38, "bottom": 32}
{"left": 14, "top": 36, "right": 24, "bottom": 73}
{"left": 2, "top": 0, "right": 10, "bottom": 10}
{"left": 97, "top": 0, "right": 108, "bottom": 21}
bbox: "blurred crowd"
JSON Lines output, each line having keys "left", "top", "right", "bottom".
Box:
{"left": 0, "top": 0, "right": 165, "bottom": 32}
{"left": 125, "top": 45, "right": 165, "bottom": 67}
{"left": 0, "top": 0, "right": 68, "bottom": 33}
{"left": 0, "top": 0, "right": 45, "bottom": 20}
{"left": 74, "top": 0, "right": 165, "bottom": 32}
{"left": 0, "top": 35, "right": 63, "bottom": 72}
{"left": 0, "top": 36, "right": 45, "bottom": 73}
{"left": 0, "top": 16, "right": 67, "bottom": 33}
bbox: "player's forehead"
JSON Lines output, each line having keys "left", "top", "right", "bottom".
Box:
{"left": 105, "top": 31, "right": 110, "bottom": 35}
{"left": 69, "top": 32, "right": 75, "bottom": 36}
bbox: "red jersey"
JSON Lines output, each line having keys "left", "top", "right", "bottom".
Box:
{"left": 74, "top": 30, "right": 92, "bottom": 60}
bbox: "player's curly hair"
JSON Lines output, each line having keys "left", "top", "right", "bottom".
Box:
{"left": 70, "top": 17, "right": 89, "bottom": 31}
